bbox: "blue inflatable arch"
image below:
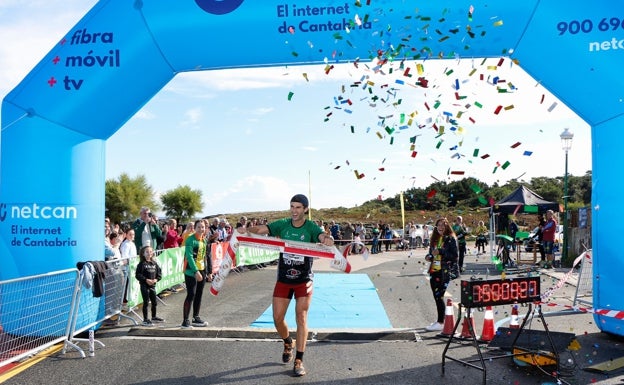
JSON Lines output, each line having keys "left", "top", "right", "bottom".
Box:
{"left": 2, "top": 1, "right": 623, "bottom": 334}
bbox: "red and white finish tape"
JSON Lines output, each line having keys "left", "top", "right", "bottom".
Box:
{"left": 210, "top": 230, "right": 364, "bottom": 295}
{"left": 537, "top": 250, "right": 623, "bottom": 319}
{"left": 539, "top": 301, "right": 624, "bottom": 319}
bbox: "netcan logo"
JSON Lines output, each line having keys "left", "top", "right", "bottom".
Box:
{"left": 195, "top": 0, "right": 244, "bottom": 15}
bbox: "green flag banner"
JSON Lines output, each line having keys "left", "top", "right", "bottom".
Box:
{"left": 126, "top": 245, "right": 278, "bottom": 308}
{"left": 236, "top": 245, "right": 280, "bottom": 266}
{"left": 126, "top": 247, "right": 185, "bottom": 309}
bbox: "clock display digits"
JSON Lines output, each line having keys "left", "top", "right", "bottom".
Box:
{"left": 462, "top": 276, "right": 541, "bottom": 307}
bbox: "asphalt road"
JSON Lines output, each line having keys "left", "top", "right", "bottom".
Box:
{"left": 2, "top": 247, "right": 623, "bottom": 385}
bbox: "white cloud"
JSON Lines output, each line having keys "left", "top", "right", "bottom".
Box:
{"left": 251, "top": 107, "right": 274, "bottom": 116}
{"left": 180, "top": 107, "right": 203, "bottom": 127}
{"left": 174, "top": 68, "right": 303, "bottom": 92}
{"left": 0, "top": 1, "right": 97, "bottom": 96}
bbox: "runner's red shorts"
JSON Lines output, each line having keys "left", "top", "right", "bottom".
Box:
{"left": 273, "top": 280, "right": 313, "bottom": 299}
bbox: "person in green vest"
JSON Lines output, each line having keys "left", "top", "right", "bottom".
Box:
{"left": 132, "top": 206, "right": 162, "bottom": 250}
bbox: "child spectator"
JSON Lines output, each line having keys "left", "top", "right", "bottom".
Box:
{"left": 371, "top": 229, "right": 380, "bottom": 254}
{"left": 135, "top": 245, "right": 163, "bottom": 326}
{"left": 352, "top": 232, "right": 362, "bottom": 254}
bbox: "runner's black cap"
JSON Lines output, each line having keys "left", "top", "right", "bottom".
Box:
{"left": 290, "top": 194, "right": 309, "bottom": 208}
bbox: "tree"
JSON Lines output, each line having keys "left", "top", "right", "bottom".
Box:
{"left": 105, "top": 174, "right": 159, "bottom": 225}
{"left": 160, "top": 185, "right": 203, "bottom": 222}
{"left": 529, "top": 176, "right": 562, "bottom": 203}
{"left": 570, "top": 171, "right": 592, "bottom": 205}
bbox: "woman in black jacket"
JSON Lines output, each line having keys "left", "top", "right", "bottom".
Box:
{"left": 424, "top": 218, "right": 459, "bottom": 332}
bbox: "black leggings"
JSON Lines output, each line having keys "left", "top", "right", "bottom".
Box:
{"left": 458, "top": 243, "right": 466, "bottom": 268}
{"left": 140, "top": 284, "right": 157, "bottom": 320}
{"left": 183, "top": 271, "right": 206, "bottom": 320}
{"left": 429, "top": 271, "right": 450, "bottom": 323}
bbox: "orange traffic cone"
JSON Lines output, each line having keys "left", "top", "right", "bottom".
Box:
{"left": 510, "top": 305, "right": 520, "bottom": 329}
{"left": 478, "top": 306, "right": 496, "bottom": 343}
{"left": 439, "top": 298, "right": 456, "bottom": 337}
{"left": 458, "top": 308, "right": 477, "bottom": 340}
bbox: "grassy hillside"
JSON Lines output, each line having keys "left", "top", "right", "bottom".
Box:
{"left": 221, "top": 206, "right": 496, "bottom": 231}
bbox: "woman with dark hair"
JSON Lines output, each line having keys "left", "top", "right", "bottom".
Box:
{"left": 424, "top": 218, "right": 459, "bottom": 332}
{"left": 181, "top": 220, "right": 209, "bottom": 328}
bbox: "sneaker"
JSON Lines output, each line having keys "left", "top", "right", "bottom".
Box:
{"left": 293, "top": 359, "right": 306, "bottom": 376}
{"left": 282, "top": 340, "right": 294, "bottom": 363}
{"left": 152, "top": 316, "right": 165, "bottom": 323}
{"left": 141, "top": 319, "right": 153, "bottom": 327}
{"left": 181, "top": 319, "right": 192, "bottom": 329}
{"left": 425, "top": 322, "right": 444, "bottom": 332}
{"left": 192, "top": 316, "right": 208, "bottom": 327}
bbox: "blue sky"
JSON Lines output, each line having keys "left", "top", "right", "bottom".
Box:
{"left": 1, "top": 0, "right": 592, "bottom": 217}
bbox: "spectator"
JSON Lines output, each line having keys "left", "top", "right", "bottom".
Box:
{"left": 422, "top": 224, "right": 430, "bottom": 248}
{"left": 382, "top": 224, "right": 392, "bottom": 252}
{"left": 135, "top": 245, "right": 164, "bottom": 326}
{"left": 474, "top": 221, "right": 488, "bottom": 254}
{"left": 181, "top": 220, "right": 210, "bottom": 328}
{"left": 355, "top": 222, "right": 366, "bottom": 239}
{"left": 104, "top": 218, "right": 115, "bottom": 260}
{"left": 163, "top": 218, "right": 183, "bottom": 248}
{"left": 541, "top": 210, "right": 558, "bottom": 269}
{"left": 371, "top": 228, "right": 380, "bottom": 254}
{"left": 119, "top": 227, "right": 137, "bottom": 304}
{"left": 424, "top": 218, "right": 459, "bottom": 332}
{"left": 329, "top": 220, "right": 341, "bottom": 241}
{"left": 353, "top": 232, "right": 363, "bottom": 254}
{"left": 405, "top": 221, "right": 412, "bottom": 244}
{"left": 217, "top": 218, "right": 229, "bottom": 242}
{"left": 342, "top": 222, "right": 355, "bottom": 254}
{"left": 133, "top": 207, "right": 162, "bottom": 250}
{"left": 107, "top": 231, "right": 122, "bottom": 262}
{"left": 181, "top": 221, "right": 195, "bottom": 244}
{"left": 509, "top": 218, "right": 519, "bottom": 252}
{"left": 409, "top": 224, "right": 418, "bottom": 249}
{"left": 452, "top": 216, "right": 467, "bottom": 272}
{"left": 236, "top": 216, "right": 248, "bottom": 229}
{"left": 534, "top": 216, "right": 546, "bottom": 264}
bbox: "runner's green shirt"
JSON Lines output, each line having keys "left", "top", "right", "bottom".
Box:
{"left": 267, "top": 218, "right": 324, "bottom": 284}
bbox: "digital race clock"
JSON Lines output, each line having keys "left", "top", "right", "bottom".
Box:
{"left": 460, "top": 276, "right": 541, "bottom": 307}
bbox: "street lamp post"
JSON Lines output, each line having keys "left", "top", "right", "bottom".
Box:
{"left": 560, "top": 128, "right": 574, "bottom": 265}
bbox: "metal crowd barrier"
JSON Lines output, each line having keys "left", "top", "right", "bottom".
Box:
{"left": 0, "top": 257, "right": 140, "bottom": 368}
{"left": 0, "top": 269, "right": 79, "bottom": 368}
{"left": 64, "top": 258, "right": 136, "bottom": 357}
{"left": 0, "top": 246, "right": 209, "bottom": 367}
{"left": 573, "top": 249, "right": 593, "bottom": 308}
